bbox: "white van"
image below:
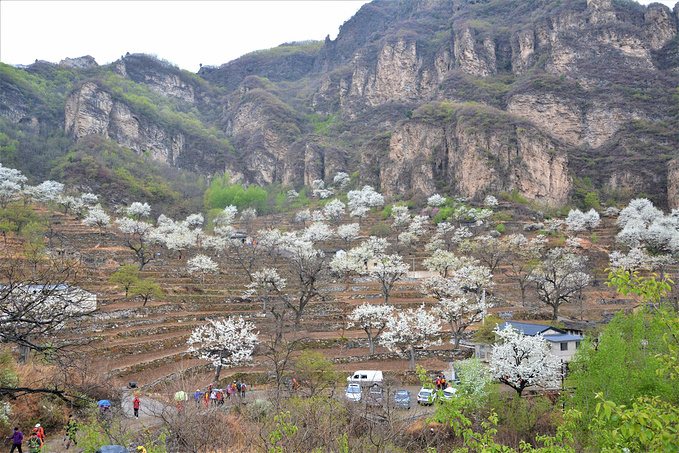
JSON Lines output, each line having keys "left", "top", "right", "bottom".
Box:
{"left": 346, "top": 370, "right": 383, "bottom": 386}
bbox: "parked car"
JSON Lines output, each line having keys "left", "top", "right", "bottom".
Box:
{"left": 345, "top": 383, "right": 362, "bottom": 402}
{"left": 393, "top": 390, "right": 411, "bottom": 409}
{"left": 441, "top": 386, "right": 458, "bottom": 402}
{"left": 366, "top": 387, "right": 383, "bottom": 407}
{"left": 346, "top": 370, "right": 384, "bottom": 386}
{"left": 417, "top": 387, "right": 437, "bottom": 405}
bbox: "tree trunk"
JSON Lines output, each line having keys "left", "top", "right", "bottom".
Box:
{"left": 214, "top": 363, "right": 222, "bottom": 383}
{"left": 409, "top": 345, "right": 416, "bottom": 370}
{"left": 368, "top": 336, "right": 375, "bottom": 355}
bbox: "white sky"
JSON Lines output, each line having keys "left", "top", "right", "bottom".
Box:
{"left": 1, "top": 0, "right": 676, "bottom": 73}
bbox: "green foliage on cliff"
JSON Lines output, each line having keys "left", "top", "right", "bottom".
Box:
{"left": 50, "top": 135, "right": 205, "bottom": 215}
{"left": 204, "top": 173, "right": 268, "bottom": 212}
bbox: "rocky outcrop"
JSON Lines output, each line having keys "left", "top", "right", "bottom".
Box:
{"left": 347, "top": 36, "right": 424, "bottom": 107}
{"left": 379, "top": 109, "right": 571, "bottom": 205}
{"left": 454, "top": 28, "right": 496, "bottom": 77}
{"left": 59, "top": 56, "right": 98, "bottom": 69}
{"left": 223, "top": 89, "right": 303, "bottom": 186}
{"left": 115, "top": 55, "right": 197, "bottom": 103}
{"left": 507, "top": 93, "right": 646, "bottom": 148}
{"left": 645, "top": 3, "right": 678, "bottom": 50}
{"left": 65, "top": 81, "right": 182, "bottom": 164}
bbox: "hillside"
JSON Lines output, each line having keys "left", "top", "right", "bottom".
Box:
{"left": 1, "top": 0, "right": 679, "bottom": 212}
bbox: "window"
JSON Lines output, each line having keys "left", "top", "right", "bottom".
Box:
{"left": 560, "top": 342, "right": 568, "bottom": 351}
{"left": 575, "top": 341, "right": 580, "bottom": 349}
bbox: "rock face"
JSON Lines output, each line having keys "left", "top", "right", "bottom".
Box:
{"left": 59, "top": 56, "right": 98, "bottom": 69}
{"left": 65, "top": 81, "right": 182, "bottom": 165}
{"left": 379, "top": 111, "right": 570, "bottom": 205}
{"left": 3, "top": 0, "right": 679, "bottom": 207}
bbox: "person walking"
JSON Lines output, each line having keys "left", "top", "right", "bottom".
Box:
{"left": 31, "top": 425, "right": 43, "bottom": 447}
{"left": 6, "top": 427, "right": 23, "bottom": 453}
{"left": 133, "top": 395, "right": 141, "bottom": 419}
{"left": 240, "top": 382, "right": 247, "bottom": 398}
{"left": 64, "top": 415, "right": 78, "bottom": 450}
{"left": 26, "top": 434, "right": 41, "bottom": 453}
{"left": 193, "top": 389, "right": 202, "bottom": 405}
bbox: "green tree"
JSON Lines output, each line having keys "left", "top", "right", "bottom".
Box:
{"left": 290, "top": 351, "right": 340, "bottom": 397}
{"left": 129, "top": 278, "right": 163, "bottom": 306}
{"left": 109, "top": 264, "right": 140, "bottom": 298}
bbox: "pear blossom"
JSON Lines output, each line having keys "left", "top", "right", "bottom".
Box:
{"left": 348, "top": 303, "right": 395, "bottom": 355}
{"left": 187, "top": 316, "right": 258, "bottom": 382}
{"left": 381, "top": 305, "right": 442, "bottom": 370}
{"left": 490, "top": 324, "right": 561, "bottom": 396}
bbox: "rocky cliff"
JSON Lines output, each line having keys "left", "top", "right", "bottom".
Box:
{"left": 2, "top": 0, "right": 679, "bottom": 207}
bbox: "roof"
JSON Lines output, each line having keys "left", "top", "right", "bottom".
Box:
{"left": 542, "top": 334, "right": 583, "bottom": 343}
{"left": 499, "top": 321, "right": 567, "bottom": 336}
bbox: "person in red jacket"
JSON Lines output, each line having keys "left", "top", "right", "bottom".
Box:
{"left": 32, "top": 425, "right": 44, "bottom": 445}
{"left": 133, "top": 395, "right": 141, "bottom": 419}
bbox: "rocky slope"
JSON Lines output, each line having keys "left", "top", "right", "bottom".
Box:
{"left": 1, "top": 0, "right": 678, "bottom": 207}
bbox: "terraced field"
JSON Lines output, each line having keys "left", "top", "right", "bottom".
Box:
{"left": 35, "top": 205, "right": 636, "bottom": 391}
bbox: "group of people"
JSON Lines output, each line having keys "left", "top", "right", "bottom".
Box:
{"left": 6, "top": 415, "right": 78, "bottom": 453}
{"left": 193, "top": 381, "right": 247, "bottom": 407}
{"left": 435, "top": 373, "right": 448, "bottom": 390}
{"left": 6, "top": 424, "right": 43, "bottom": 453}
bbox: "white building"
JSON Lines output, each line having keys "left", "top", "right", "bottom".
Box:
{"left": 475, "top": 321, "right": 583, "bottom": 363}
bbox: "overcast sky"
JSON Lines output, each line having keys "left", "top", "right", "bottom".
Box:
{"left": 1, "top": 0, "right": 676, "bottom": 73}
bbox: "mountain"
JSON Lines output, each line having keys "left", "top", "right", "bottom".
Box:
{"left": 1, "top": 0, "right": 678, "bottom": 209}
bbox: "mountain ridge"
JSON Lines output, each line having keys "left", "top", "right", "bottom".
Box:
{"left": 1, "top": 0, "right": 678, "bottom": 209}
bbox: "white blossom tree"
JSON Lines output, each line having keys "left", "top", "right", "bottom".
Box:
{"left": 336, "top": 223, "right": 360, "bottom": 250}
{"left": 329, "top": 252, "right": 363, "bottom": 290}
{"left": 303, "top": 222, "right": 333, "bottom": 244}
{"left": 82, "top": 204, "right": 111, "bottom": 237}
{"left": 187, "top": 254, "right": 218, "bottom": 283}
{"left": 0, "top": 164, "right": 27, "bottom": 208}
{"left": 187, "top": 316, "right": 258, "bottom": 382}
{"left": 484, "top": 195, "right": 499, "bottom": 209}
{"left": 279, "top": 234, "right": 327, "bottom": 328}
{"left": 126, "top": 202, "right": 151, "bottom": 219}
{"left": 333, "top": 172, "right": 350, "bottom": 190}
{"left": 426, "top": 222, "right": 472, "bottom": 252}
{"left": 423, "top": 275, "right": 487, "bottom": 348}
{"left": 348, "top": 303, "right": 395, "bottom": 355}
{"left": 31, "top": 180, "right": 64, "bottom": 204}
{"left": 294, "top": 209, "right": 311, "bottom": 227}
{"left": 460, "top": 234, "right": 508, "bottom": 273}
{"left": 381, "top": 305, "right": 442, "bottom": 370}
{"left": 311, "top": 179, "right": 334, "bottom": 199}
{"left": 423, "top": 249, "right": 468, "bottom": 278}
{"left": 57, "top": 195, "right": 82, "bottom": 215}
{"left": 427, "top": 194, "right": 447, "bottom": 207}
{"left": 616, "top": 198, "right": 663, "bottom": 229}
{"left": 532, "top": 247, "right": 591, "bottom": 321}
{"left": 116, "top": 217, "right": 155, "bottom": 270}
{"left": 583, "top": 208, "right": 601, "bottom": 232}
{"left": 391, "top": 206, "right": 411, "bottom": 235}
{"left": 348, "top": 185, "right": 384, "bottom": 223}
{"left": 214, "top": 205, "right": 238, "bottom": 229}
{"left": 323, "top": 199, "right": 345, "bottom": 224}
{"left": 565, "top": 209, "right": 587, "bottom": 236}
{"left": 80, "top": 193, "right": 99, "bottom": 206}
{"left": 244, "top": 267, "right": 288, "bottom": 341}
{"left": 368, "top": 254, "right": 410, "bottom": 305}
{"left": 502, "top": 234, "right": 547, "bottom": 306}
{"left": 490, "top": 324, "right": 561, "bottom": 396}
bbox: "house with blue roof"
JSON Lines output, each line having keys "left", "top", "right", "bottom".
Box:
{"left": 474, "top": 321, "right": 583, "bottom": 362}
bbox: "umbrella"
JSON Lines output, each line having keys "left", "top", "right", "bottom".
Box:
{"left": 97, "top": 400, "right": 112, "bottom": 407}
{"left": 174, "top": 391, "right": 187, "bottom": 401}
{"left": 95, "top": 446, "right": 130, "bottom": 453}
